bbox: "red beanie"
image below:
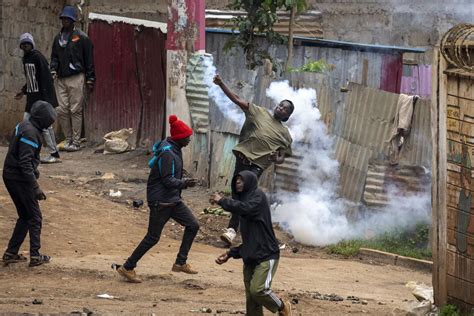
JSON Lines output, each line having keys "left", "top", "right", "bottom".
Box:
{"left": 169, "top": 115, "right": 193, "bottom": 141}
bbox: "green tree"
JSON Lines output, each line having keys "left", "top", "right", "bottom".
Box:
{"left": 224, "top": 0, "right": 306, "bottom": 70}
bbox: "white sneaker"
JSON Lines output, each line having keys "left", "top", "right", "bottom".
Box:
{"left": 40, "top": 156, "right": 60, "bottom": 163}
{"left": 220, "top": 228, "right": 236, "bottom": 247}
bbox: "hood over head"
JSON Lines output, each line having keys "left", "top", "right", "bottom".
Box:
{"left": 30, "top": 101, "right": 57, "bottom": 129}
{"left": 232, "top": 170, "right": 259, "bottom": 198}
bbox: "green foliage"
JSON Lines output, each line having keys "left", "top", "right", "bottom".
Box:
{"left": 225, "top": 0, "right": 307, "bottom": 69}
{"left": 288, "top": 59, "right": 335, "bottom": 73}
{"left": 326, "top": 223, "right": 432, "bottom": 260}
{"left": 439, "top": 304, "right": 461, "bottom": 316}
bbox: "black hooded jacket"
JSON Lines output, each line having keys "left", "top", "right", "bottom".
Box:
{"left": 3, "top": 101, "right": 57, "bottom": 187}
{"left": 218, "top": 171, "right": 280, "bottom": 266}
{"left": 22, "top": 49, "right": 58, "bottom": 112}
{"left": 50, "top": 28, "right": 95, "bottom": 83}
{"left": 147, "top": 138, "right": 189, "bottom": 204}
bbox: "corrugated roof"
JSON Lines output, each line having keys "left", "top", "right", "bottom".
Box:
{"left": 206, "top": 9, "right": 323, "bottom": 38}
{"left": 88, "top": 12, "right": 167, "bottom": 32}
{"left": 206, "top": 28, "right": 426, "bottom": 54}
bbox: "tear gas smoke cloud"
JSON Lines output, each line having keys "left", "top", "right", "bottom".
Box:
{"left": 203, "top": 56, "right": 245, "bottom": 125}
{"left": 266, "top": 81, "right": 431, "bottom": 246}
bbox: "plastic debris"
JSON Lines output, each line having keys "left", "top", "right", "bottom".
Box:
{"left": 109, "top": 190, "right": 122, "bottom": 198}
{"left": 97, "top": 294, "right": 116, "bottom": 300}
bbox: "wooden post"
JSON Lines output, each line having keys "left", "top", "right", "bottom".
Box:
{"left": 432, "top": 47, "right": 448, "bottom": 306}
{"left": 286, "top": 4, "right": 296, "bottom": 70}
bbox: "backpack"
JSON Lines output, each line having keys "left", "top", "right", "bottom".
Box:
{"left": 148, "top": 140, "right": 172, "bottom": 170}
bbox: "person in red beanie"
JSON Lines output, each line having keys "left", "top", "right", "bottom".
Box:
{"left": 117, "top": 115, "right": 199, "bottom": 282}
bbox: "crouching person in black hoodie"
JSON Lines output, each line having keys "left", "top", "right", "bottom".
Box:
{"left": 2, "top": 101, "right": 57, "bottom": 267}
{"left": 210, "top": 171, "right": 292, "bottom": 316}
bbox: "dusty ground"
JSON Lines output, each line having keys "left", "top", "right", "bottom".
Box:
{"left": 0, "top": 146, "right": 431, "bottom": 315}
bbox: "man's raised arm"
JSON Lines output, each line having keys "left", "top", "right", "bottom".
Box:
{"left": 213, "top": 74, "right": 249, "bottom": 111}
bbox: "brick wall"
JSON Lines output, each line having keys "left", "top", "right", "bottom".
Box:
{"left": 0, "top": 0, "right": 64, "bottom": 140}
{"left": 0, "top": 0, "right": 168, "bottom": 140}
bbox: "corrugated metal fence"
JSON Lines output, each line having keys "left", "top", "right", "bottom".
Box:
{"left": 87, "top": 20, "right": 166, "bottom": 146}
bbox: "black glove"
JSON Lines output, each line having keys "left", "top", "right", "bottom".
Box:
{"left": 183, "top": 178, "right": 198, "bottom": 188}
{"left": 34, "top": 187, "right": 47, "bottom": 200}
{"left": 34, "top": 169, "right": 40, "bottom": 179}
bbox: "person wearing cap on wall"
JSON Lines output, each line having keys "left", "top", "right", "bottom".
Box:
{"left": 116, "top": 115, "right": 200, "bottom": 283}
{"left": 213, "top": 75, "right": 294, "bottom": 247}
{"left": 15, "top": 33, "right": 60, "bottom": 163}
{"left": 50, "top": 5, "right": 95, "bottom": 152}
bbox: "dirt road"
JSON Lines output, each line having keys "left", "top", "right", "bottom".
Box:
{"left": 0, "top": 146, "right": 431, "bottom": 315}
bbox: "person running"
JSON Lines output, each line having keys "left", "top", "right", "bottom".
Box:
{"left": 213, "top": 74, "right": 294, "bottom": 246}
{"left": 210, "top": 171, "right": 292, "bottom": 316}
{"left": 50, "top": 6, "right": 95, "bottom": 152}
{"left": 2, "top": 100, "right": 57, "bottom": 267}
{"left": 15, "top": 33, "right": 60, "bottom": 163}
{"left": 117, "top": 115, "right": 200, "bottom": 283}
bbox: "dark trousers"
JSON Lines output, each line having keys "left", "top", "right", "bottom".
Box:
{"left": 124, "top": 202, "right": 199, "bottom": 270}
{"left": 227, "top": 156, "right": 264, "bottom": 232}
{"left": 3, "top": 177, "right": 42, "bottom": 257}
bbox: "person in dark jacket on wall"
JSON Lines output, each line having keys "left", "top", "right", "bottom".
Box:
{"left": 2, "top": 101, "right": 57, "bottom": 267}
{"left": 15, "top": 33, "right": 60, "bottom": 164}
{"left": 210, "top": 171, "right": 293, "bottom": 316}
{"left": 117, "top": 115, "right": 200, "bottom": 283}
{"left": 51, "top": 6, "right": 95, "bottom": 152}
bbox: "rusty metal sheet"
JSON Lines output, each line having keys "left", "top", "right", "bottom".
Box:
{"left": 135, "top": 26, "right": 167, "bottom": 147}
{"left": 400, "top": 64, "right": 432, "bottom": 98}
{"left": 87, "top": 19, "right": 166, "bottom": 146}
{"left": 380, "top": 54, "right": 403, "bottom": 93}
{"left": 87, "top": 21, "right": 141, "bottom": 144}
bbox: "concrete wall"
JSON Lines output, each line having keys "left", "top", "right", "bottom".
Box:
{"left": 206, "top": 0, "right": 473, "bottom": 64}
{"left": 0, "top": 0, "right": 168, "bottom": 140}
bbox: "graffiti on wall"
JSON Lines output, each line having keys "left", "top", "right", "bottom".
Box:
{"left": 447, "top": 102, "right": 474, "bottom": 257}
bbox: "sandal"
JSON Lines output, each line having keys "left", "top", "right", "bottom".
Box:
{"left": 2, "top": 252, "right": 28, "bottom": 264}
{"left": 29, "top": 255, "right": 51, "bottom": 267}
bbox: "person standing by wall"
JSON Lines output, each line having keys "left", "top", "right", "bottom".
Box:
{"left": 116, "top": 115, "right": 200, "bottom": 283}
{"left": 15, "top": 33, "right": 60, "bottom": 163}
{"left": 213, "top": 75, "right": 294, "bottom": 246}
{"left": 51, "top": 6, "right": 95, "bottom": 152}
{"left": 2, "top": 101, "right": 57, "bottom": 267}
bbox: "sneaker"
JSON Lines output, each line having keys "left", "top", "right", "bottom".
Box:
{"left": 278, "top": 300, "right": 293, "bottom": 316}
{"left": 171, "top": 263, "right": 198, "bottom": 274}
{"left": 40, "top": 155, "right": 60, "bottom": 163}
{"left": 51, "top": 151, "right": 60, "bottom": 159}
{"left": 65, "top": 143, "right": 81, "bottom": 152}
{"left": 2, "top": 252, "right": 27, "bottom": 264}
{"left": 220, "top": 228, "right": 236, "bottom": 247}
{"left": 117, "top": 266, "right": 142, "bottom": 283}
{"left": 29, "top": 254, "right": 51, "bottom": 267}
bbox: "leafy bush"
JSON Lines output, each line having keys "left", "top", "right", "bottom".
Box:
{"left": 289, "top": 59, "right": 335, "bottom": 73}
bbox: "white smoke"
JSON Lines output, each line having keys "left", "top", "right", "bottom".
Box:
{"left": 267, "top": 81, "right": 431, "bottom": 246}
{"left": 203, "top": 56, "right": 245, "bottom": 125}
